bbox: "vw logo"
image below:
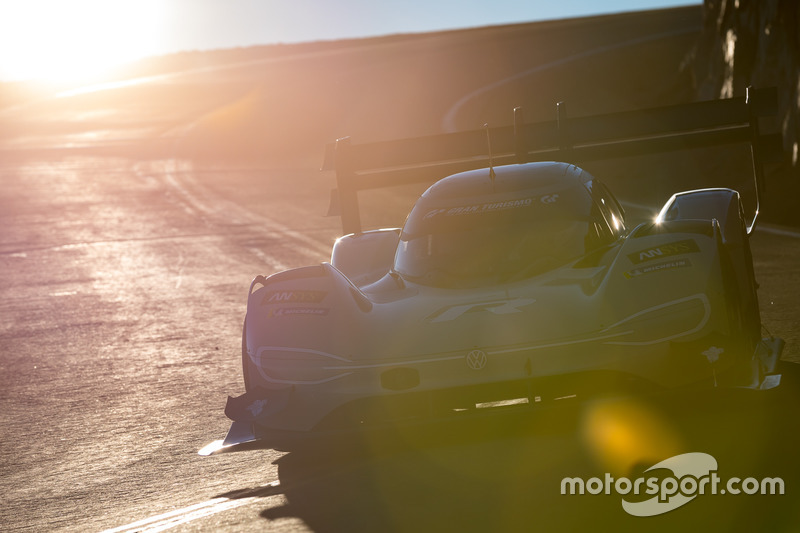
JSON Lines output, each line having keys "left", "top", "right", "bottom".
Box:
{"left": 465, "top": 349, "right": 487, "bottom": 370}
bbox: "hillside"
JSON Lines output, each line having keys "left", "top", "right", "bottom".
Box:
{"left": 1, "top": 6, "right": 701, "bottom": 163}
{"left": 8, "top": 5, "right": 794, "bottom": 223}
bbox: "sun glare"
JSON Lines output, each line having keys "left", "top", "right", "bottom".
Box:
{"left": 0, "top": 0, "right": 163, "bottom": 83}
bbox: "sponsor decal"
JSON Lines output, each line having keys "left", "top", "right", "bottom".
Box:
{"left": 423, "top": 197, "right": 535, "bottom": 220}
{"left": 624, "top": 258, "right": 692, "bottom": 279}
{"left": 423, "top": 208, "right": 448, "bottom": 220}
{"left": 540, "top": 194, "right": 559, "bottom": 204}
{"left": 561, "top": 452, "right": 784, "bottom": 517}
{"left": 465, "top": 350, "right": 488, "bottom": 370}
{"left": 627, "top": 239, "right": 700, "bottom": 264}
{"left": 267, "top": 307, "right": 330, "bottom": 318}
{"left": 262, "top": 290, "right": 327, "bottom": 305}
{"left": 246, "top": 399, "right": 268, "bottom": 417}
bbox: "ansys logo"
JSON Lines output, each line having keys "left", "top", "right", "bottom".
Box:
{"left": 561, "top": 452, "right": 784, "bottom": 516}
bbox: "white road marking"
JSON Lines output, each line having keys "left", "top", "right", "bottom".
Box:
{"left": 101, "top": 480, "right": 281, "bottom": 533}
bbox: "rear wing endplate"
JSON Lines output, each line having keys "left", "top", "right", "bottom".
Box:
{"left": 322, "top": 87, "right": 781, "bottom": 235}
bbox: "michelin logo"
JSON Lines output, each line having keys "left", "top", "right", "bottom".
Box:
{"left": 624, "top": 259, "right": 691, "bottom": 279}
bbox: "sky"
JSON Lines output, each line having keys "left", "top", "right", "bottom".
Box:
{"left": 0, "top": 0, "right": 699, "bottom": 82}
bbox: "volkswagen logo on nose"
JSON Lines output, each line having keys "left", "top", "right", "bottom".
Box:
{"left": 465, "top": 349, "right": 487, "bottom": 370}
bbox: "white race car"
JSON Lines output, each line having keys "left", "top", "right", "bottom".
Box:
{"left": 201, "top": 88, "right": 783, "bottom": 454}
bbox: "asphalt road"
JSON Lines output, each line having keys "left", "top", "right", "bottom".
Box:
{"left": 3, "top": 147, "right": 799, "bottom": 533}
{"left": 2, "top": 7, "right": 800, "bottom": 532}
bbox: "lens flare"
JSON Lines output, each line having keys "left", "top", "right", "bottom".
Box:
{"left": 0, "top": 0, "right": 164, "bottom": 82}
{"left": 582, "top": 397, "right": 684, "bottom": 476}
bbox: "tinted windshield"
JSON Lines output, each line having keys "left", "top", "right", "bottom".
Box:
{"left": 395, "top": 186, "right": 595, "bottom": 287}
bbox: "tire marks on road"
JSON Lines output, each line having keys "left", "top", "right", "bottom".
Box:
{"left": 141, "top": 160, "right": 336, "bottom": 272}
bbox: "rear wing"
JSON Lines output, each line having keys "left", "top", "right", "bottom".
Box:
{"left": 322, "top": 86, "right": 781, "bottom": 235}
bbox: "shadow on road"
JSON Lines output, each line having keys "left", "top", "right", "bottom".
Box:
{"left": 259, "top": 362, "right": 800, "bottom": 532}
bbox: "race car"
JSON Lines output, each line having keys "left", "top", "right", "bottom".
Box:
{"left": 201, "top": 88, "right": 783, "bottom": 454}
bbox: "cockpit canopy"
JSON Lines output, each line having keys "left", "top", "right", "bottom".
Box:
{"left": 393, "top": 162, "right": 624, "bottom": 288}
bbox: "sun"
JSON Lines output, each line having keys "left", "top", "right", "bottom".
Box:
{"left": 0, "top": 0, "right": 164, "bottom": 83}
